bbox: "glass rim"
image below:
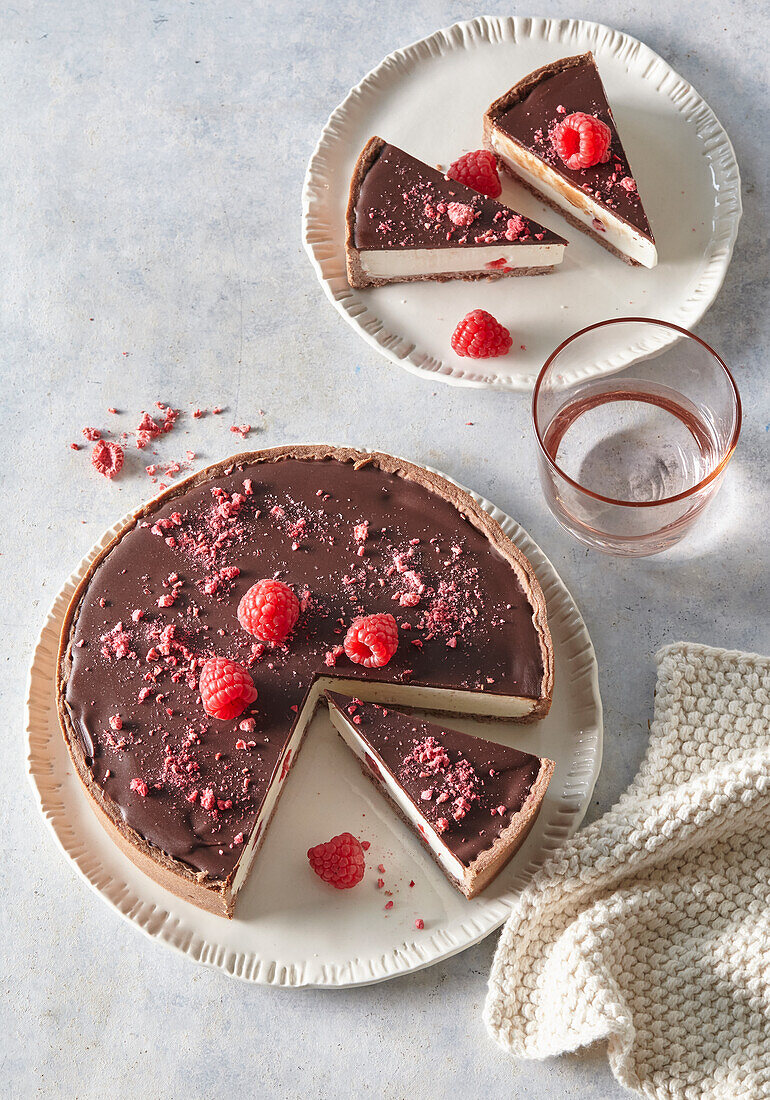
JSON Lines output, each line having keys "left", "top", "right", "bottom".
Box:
{"left": 532, "top": 317, "right": 742, "bottom": 509}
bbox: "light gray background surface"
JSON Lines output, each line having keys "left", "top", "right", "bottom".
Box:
{"left": 2, "top": 2, "right": 768, "bottom": 1097}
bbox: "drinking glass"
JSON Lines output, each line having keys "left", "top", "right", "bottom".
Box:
{"left": 532, "top": 318, "right": 742, "bottom": 556}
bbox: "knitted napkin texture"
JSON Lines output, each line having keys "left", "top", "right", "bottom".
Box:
{"left": 485, "top": 642, "right": 770, "bottom": 1100}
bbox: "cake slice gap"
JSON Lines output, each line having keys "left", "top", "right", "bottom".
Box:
{"left": 484, "top": 53, "right": 657, "bottom": 267}
{"left": 326, "top": 691, "right": 554, "bottom": 898}
{"left": 345, "top": 136, "right": 567, "bottom": 288}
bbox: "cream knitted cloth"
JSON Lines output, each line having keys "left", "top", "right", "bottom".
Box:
{"left": 485, "top": 642, "right": 770, "bottom": 1100}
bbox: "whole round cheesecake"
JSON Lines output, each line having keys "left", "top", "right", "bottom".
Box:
{"left": 57, "top": 445, "right": 553, "bottom": 916}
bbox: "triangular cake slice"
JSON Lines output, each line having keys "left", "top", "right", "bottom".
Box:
{"left": 345, "top": 136, "right": 567, "bottom": 288}
{"left": 326, "top": 692, "right": 554, "bottom": 898}
{"left": 484, "top": 54, "right": 656, "bottom": 268}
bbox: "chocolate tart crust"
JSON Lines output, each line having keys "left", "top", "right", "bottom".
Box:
{"left": 57, "top": 445, "right": 554, "bottom": 916}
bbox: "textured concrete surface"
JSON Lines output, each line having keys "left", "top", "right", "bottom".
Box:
{"left": 2, "top": 1, "right": 768, "bottom": 1097}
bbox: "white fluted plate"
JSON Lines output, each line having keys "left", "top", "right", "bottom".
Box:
{"left": 302, "top": 16, "right": 741, "bottom": 388}
{"left": 27, "top": 459, "right": 602, "bottom": 987}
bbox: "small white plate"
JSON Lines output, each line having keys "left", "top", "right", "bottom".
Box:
{"left": 302, "top": 16, "right": 741, "bottom": 389}
{"left": 27, "top": 464, "right": 602, "bottom": 987}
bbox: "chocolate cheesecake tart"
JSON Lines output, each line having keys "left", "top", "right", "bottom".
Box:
{"left": 57, "top": 446, "right": 553, "bottom": 917}
{"left": 484, "top": 54, "right": 657, "bottom": 268}
{"left": 326, "top": 692, "right": 554, "bottom": 898}
{"left": 345, "top": 136, "right": 567, "bottom": 288}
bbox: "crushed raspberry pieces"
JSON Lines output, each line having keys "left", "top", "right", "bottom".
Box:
{"left": 504, "top": 215, "right": 531, "bottom": 242}
{"left": 446, "top": 149, "right": 502, "bottom": 198}
{"left": 82, "top": 427, "right": 101, "bottom": 441}
{"left": 307, "top": 832, "right": 365, "bottom": 889}
{"left": 446, "top": 202, "right": 475, "bottom": 227}
{"left": 552, "top": 112, "right": 612, "bottom": 170}
{"left": 129, "top": 778, "right": 148, "bottom": 797}
{"left": 91, "top": 440, "right": 124, "bottom": 479}
{"left": 199, "top": 656, "right": 258, "bottom": 720}
{"left": 451, "top": 310, "right": 512, "bottom": 359}
{"left": 343, "top": 613, "right": 399, "bottom": 668}
{"left": 238, "top": 578, "right": 300, "bottom": 644}
{"left": 415, "top": 918, "right": 424, "bottom": 930}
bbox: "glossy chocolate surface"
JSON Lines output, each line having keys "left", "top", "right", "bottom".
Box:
{"left": 491, "top": 56, "right": 653, "bottom": 238}
{"left": 353, "top": 141, "right": 564, "bottom": 251}
{"left": 63, "top": 455, "right": 544, "bottom": 880}
{"left": 327, "top": 693, "right": 543, "bottom": 867}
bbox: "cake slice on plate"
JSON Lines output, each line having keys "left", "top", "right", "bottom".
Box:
{"left": 484, "top": 53, "right": 656, "bottom": 268}
{"left": 345, "top": 136, "right": 567, "bottom": 288}
{"left": 326, "top": 691, "right": 554, "bottom": 898}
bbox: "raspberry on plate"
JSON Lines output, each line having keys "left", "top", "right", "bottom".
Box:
{"left": 451, "top": 310, "right": 512, "bottom": 359}
{"left": 307, "top": 832, "right": 366, "bottom": 889}
{"left": 199, "top": 656, "right": 258, "bottom": 720}
{"left": 551, "top": 112, "right": 612, "bottom": 170}
{"left": 343, "top": 613, "right": 399, "bottom": 668}
{"left": 238, "top": 579, "right": 300, "bottom": 644}
{"left": 91, "top": 440, "right": 124, "bottom": 479}
{"left": 447, "top": 149, "right": 502, "bottom": 198}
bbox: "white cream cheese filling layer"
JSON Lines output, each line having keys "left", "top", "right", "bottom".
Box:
{"left": 230, "top": 677, "right": 537, "bottom": 896}
{"left": 358, "top": 240, "right": 564, "bottom": 279}
{"left": 328, "top": 703, "right": 466, "bottom": 884}
{"left": 490, "top": 129, "right": 657, "bottom": 269}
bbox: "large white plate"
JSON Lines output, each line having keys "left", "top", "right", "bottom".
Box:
{"left": 26, "top": 461, "right": 602, "bottom": 987}
{"left": 302, "top": 16, "right": 741, "bottom": 389}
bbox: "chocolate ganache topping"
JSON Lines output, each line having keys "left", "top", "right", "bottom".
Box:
{"left": 61, "top": 451, "right": 546, "bottom": 881}
{"left": 490, "top": 54, "right": 653, "bottom": 238}
{"left": 327, "top": 693, "right": 544, "bottom": 867}
{"left": 352, "top": 140, "right": 564, "bottom": 251}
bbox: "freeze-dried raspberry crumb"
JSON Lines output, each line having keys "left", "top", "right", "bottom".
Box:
{"left": 70, "top": 443, "right": 80, "bottom": 451}
{"left": 384, "top": 900, "right": 393, "bottom": 910}
{"left": 451, "top": 310, "right": 512, "bottom": 359}
{"left": 415, "top": 918, "right": 424, "bottom": 930}
{"left": 130, "top": 778, "right": 148, "bottom": 797}
{"left": 552, "top": 112, "right": 612, "bottom": 169}
{"left": 199, "top": 656, "right": 258, "bottom": 720}
{"left": 93, "top": 440, "right": 122, "bottom": 477}
{"left": 447, "top": 150, "right": 502, "bottom": 198}
{"left": 324, "top": 642, "right": 342, "bottom": 668}
{"left": 230, "top": 424, "right": 251, "bottom": 438}
{"left": 238, "top": 579, "right": 300, "bottom": 644}
{"left": 504, "top": 215, "right": 531, "bottom": 241}
{"left": 307, "top": 832, "right": 365, "bottom": 889}
{"left": 82, "top": 427, "right": 101, "bottom": 441}
{"left": 344, "top": 613, "right": 398, "bottom": 668}
{"left": 360, "top": 841, "right": 371, "bottom": 851}
{"left": 447, "top": 202, "right": 475, "bottom": 227}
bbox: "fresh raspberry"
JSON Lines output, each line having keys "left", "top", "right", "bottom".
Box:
{"left": 447, "top": 150, "right": 501, "bottom": 198}
{"left": 343, "top": 613, "right": 399, "bottom": 668}
{"left": 238, "top": 579, "right": 300, "bottom": 643}
{"left": 307, "top": 832, "right": 365, "bottom": 889}
{"left": 199, "top": 656, "right": 258, "bottom": 720}
{"left": 451, "top": 310, "right": 512, "bottom": 359}
{"left": 552, "top": 112, "right": 612, "bottom": 169}
{"left": 91, "top": 440, "right": 124, "bottom": 479}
